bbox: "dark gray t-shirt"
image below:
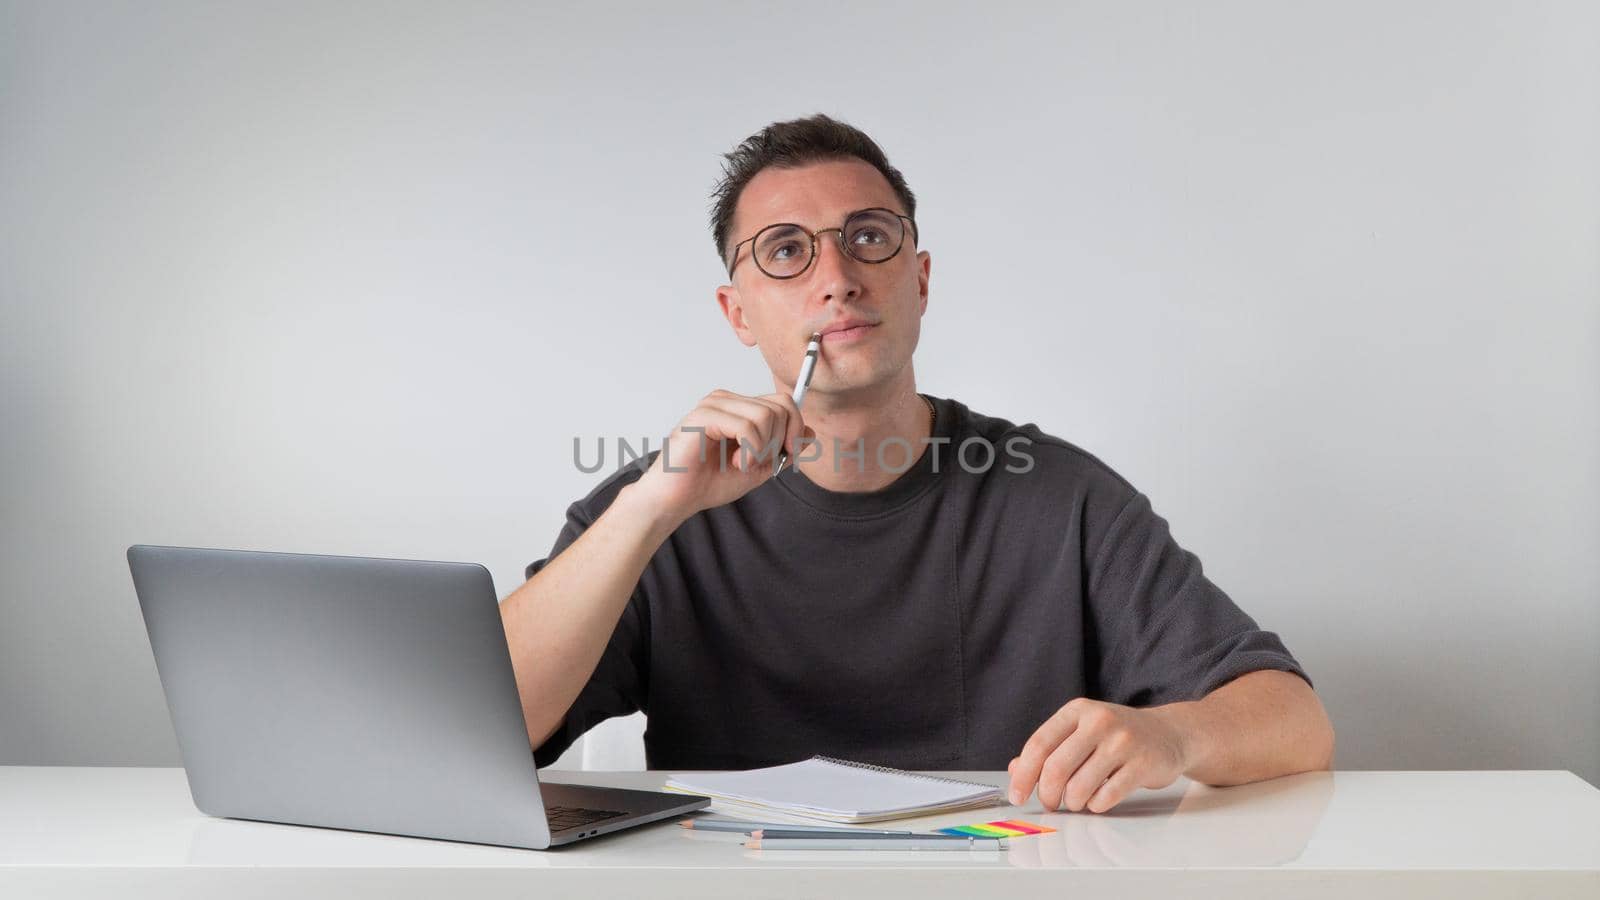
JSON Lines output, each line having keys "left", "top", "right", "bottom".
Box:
{"left": 524, "top": 394, "right": 1309, "bottom": 770}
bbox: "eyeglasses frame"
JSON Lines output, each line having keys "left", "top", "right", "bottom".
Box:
{"left": 725, "top": 207, "right": 919, "bottom": 279}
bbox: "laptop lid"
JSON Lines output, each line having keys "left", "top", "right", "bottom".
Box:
{"left": 127, "top": 544, "right": 556, "bottom": 849}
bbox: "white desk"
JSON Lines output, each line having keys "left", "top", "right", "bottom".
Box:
{"left": 2, "top": 767, "right": 1595, "bottom": 898}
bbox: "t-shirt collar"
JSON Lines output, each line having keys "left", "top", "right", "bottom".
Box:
{"left": 773, "top": 393, "right": 955, "bottom": 518}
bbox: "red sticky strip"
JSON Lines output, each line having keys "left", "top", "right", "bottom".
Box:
{"left": 990, "top": 819, "right": 1054, "bottom": 835}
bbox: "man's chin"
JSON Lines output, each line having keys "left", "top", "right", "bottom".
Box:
{"left": 808, "top": 367, "right": 901, "bottom": 399}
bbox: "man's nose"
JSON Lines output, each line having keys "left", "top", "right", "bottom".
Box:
{"left": 811, "top": 229, "right": 862, "bottom": 304}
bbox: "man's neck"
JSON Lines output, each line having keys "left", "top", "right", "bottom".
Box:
{"left": 780, "top": 372, "right": 933, "bottom": 493}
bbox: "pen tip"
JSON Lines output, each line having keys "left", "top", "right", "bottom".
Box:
{"left": 809, "top": 332, "right": 822, "bottom": 343}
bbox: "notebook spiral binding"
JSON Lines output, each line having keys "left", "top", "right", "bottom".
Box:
{"left": 811, "top": 756, "right": 998, "bottom": 792}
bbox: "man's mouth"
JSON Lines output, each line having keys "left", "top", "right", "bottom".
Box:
{"left": 824, "top": 324, "right": 873, "bottom": 343}
{"left": 818, "top": 321, "right": 878, "bottom": 344}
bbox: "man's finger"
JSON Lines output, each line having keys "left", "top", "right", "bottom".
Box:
{"left": 746, "top": 395, "right": 800, "bottom": 465}
{"left": 1007, "top": 704, "right": 1082, "bottom": 805}
{"left": 1086, "top": 765, "right": 1139, "bottom": 814}
{"left": 1035, "top": 728, "right": 1099, "bottom": 811}
{"left": 691, "top": 410, "right": 769, "bottom": 474}
{"left": 703, "top": 394, "right": 780, "bottom": 457}
{"left": 682, "top": 409, "right": 757, "bottom": 468}
{"left": 1062, "top": 745, "right": 1121, "bottom": 812}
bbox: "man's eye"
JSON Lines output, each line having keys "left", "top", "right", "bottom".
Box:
{"left": 767, "top": 241, "right": 802, "bottom": 261}
{"left": 851, "top": 228, "right": 886, "bottom": 245}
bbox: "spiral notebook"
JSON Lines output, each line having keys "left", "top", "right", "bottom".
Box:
{"left": 662, "top": 756, "right": 1004, "bottom": 824}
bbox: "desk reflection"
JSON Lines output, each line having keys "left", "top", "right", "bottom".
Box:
{"left": 186, "top": 815, "right": 548, "bottom": 867}
{"left": 1007, "top": 771, "right": 1334, "bottom": 869}
{"left": 184, "top": 771, "right": 1332, "bottom": 870}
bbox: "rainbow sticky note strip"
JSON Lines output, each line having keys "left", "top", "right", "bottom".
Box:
{"left": 936, "top": 819, "right": 1057, "bottom": 838}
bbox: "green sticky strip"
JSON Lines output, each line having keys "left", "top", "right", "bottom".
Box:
{"left": 954, "top": 824, "right": 1014, "bottom": 837}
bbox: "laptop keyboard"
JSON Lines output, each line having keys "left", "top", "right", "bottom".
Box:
{"left": 546, "top": 805, "right": 627, "bottom": 832}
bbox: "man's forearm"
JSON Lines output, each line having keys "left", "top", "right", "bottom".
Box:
{"left": 1150, "top": 669, "right": 1335, "bottom": 786}
{"left": 499, "top": 482, "right": 685, "bottom": 751}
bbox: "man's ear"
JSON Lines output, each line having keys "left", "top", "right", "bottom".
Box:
{"left": 916, "top": 249, "right": 931, "bottom": 316}
{"left": 716, "top": 283, "right": 759, "bottom": 347}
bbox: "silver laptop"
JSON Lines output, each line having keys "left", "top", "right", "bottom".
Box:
{"left": 126, "top": 544, "right": 708, "bottom": 849}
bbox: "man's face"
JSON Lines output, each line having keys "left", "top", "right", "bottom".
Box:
{"left": 715, "top": 158, "right": 931, "bottom": 398}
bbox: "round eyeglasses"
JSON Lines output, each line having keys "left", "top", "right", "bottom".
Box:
{"left": 726, "top": 207, "right": 918, "bottom": 280}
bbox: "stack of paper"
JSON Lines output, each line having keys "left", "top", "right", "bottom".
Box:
{"left": 663, "top": 756, "right": 1003, "bottom": 824}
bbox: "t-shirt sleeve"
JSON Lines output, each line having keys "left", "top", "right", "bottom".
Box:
{"left": 1084, "top": 489, "right": 1311, "bottom": 707}
{"left": 519, "top": 500, "right": 650, "bottom": 768}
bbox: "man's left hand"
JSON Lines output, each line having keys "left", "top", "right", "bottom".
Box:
{"left": 1006, "top": 697, "right": 1191, "bottom": 814}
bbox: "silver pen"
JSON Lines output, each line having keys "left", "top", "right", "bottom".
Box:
{"left": 773, "top": 331, "right": 821, "bottom": 476}
{"left": 752, "top": 829, "right": 974, "bottom": 841}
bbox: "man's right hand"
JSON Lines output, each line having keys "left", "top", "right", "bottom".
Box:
{"left": 633, "top": 389, "right": 809, "bottom": 522}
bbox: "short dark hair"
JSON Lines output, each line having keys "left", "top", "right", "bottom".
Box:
{"left": 709, "top": 113, "right": 917, "bottom": 267}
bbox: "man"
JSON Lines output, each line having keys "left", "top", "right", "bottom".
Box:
{"left": 501, "top": 114, "right": 1334, "bottom": 814}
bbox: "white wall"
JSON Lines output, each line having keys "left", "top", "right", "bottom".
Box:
{"left": 3, "top": 1, "right": 1595, "bottom": 783}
